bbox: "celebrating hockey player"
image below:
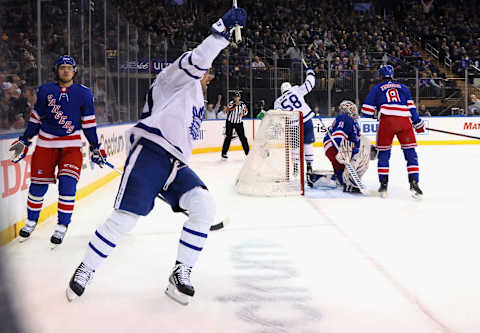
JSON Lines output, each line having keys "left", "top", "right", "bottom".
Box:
{"left": 361, "top": 65, "right": 425, "bottom": 199}
{"left": 66, "top": 7, "right": 247, "bottom": 305}
{"left": 314, "top": 100, "right": 370, "bottom": 192}
{"left": 8, "top": 55, "right": 106, "bottom": 246}
{"left": 271, "top": 66, "right": 316, "bottom": 179}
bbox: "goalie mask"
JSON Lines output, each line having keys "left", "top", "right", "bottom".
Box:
{"left": 338, "top": 100, "right": 359, "bottom": 119}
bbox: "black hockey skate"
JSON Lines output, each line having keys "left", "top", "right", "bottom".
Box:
{"left": 50, "top": 224, "right": 68, "bottom": 249}
{"left": 409, "top": 175, "right": 423, "bottom": 200}
{"left": 66, "top": 262, "right": 95, "bottom": 302}
{"left": 165, "top": 263, "right": 194, "bottom": 305}
{"left": 19, "top": 220, "right": 37, "bottom": 242}
{"left": 378, "top": 176, "right": 388, "bottom": 198}
{"left": 343, "top": 184, "right": 361, "bottom": 193}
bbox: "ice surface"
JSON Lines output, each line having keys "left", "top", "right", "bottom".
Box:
{"left": 3, "top": 145, "right": 480, "bottom": 333}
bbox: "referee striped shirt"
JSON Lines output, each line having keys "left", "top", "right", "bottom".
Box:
{"left": 227, "top": 101, "right": 249, "bottom": 123}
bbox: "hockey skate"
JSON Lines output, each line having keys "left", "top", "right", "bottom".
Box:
{"left": 409, "top": 177, "right": 423, "bottom": 200}
{"left": 50, "top": 224, "right": 68, "bottom": 249}
{"left": 66, "top": 262, "right": 95, "bottom": 302}
{"left": 19, "top": 220, "right": 37, "bottom": 242}
{"left": 165, "top": 263, "right": 195, "bottom": 305}
{"left": 378, "top": 176, "right": 388, "bottom": 198}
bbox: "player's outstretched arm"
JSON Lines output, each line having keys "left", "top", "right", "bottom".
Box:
{"left": 155, "top": 8, "right": 246, "bottom": 92}
{"left": 360, "top": 89, "right": 377, "bottom": 118}
{"left": 299, "top": 67, "right": 316, "bottom": 96}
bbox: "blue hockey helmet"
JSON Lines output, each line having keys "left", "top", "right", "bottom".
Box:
{"left": 55, "top": 55, "right": 77, "bottom": 72}
{"left": 379, "top": 65, "right": 394, "bottom": 78}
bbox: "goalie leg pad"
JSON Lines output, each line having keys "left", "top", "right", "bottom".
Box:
{"left": 177, "top": 187, "right": 215, "bottom": 267}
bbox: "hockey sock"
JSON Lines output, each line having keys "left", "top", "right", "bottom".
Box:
{"left": 377, "top": 149, "right": 391, "bottom": 183}
{"left": 403, "top": 148, "right": 419, "bottom": 183}
{"left": 58, "top": 175, "right": 77, "bottom": 226}
{"left": 176, "top": 188, "right": 215, "bottom": 267}
{"left": 83, "top": 209, "right": 139, "bottom": 270}
{"left": 27, "top": 183, "right": 48, "bottom": 222}
{"left": 304, "top": 143, "right": 314, "bottom": 166}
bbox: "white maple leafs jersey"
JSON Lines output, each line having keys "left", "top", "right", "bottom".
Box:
{"left": 273, "top": 69, "right": 316, "bottom": 122}
{"left": 130, "top": 35, "right": 229, "bottom": 164}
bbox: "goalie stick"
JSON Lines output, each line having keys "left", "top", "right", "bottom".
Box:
{"left": 105, "top": 162, "right": 228, "bottom": 231}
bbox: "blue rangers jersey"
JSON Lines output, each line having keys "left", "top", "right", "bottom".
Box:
{"left": 131, "top": 34, "right": 230, "bottom": 164}
{"left": 323, "top": 113, "right": 361, "bottom": 153}
{"left": 24, "top": 83, "right": 98, "bottom": 148}
{"left": 361, "top": 80, "right": 421, "bottom": 123}
{"left": 273, "top": 68, "right": 316, "bottom": 122}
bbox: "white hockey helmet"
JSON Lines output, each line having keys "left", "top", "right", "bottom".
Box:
{"left": 338, "top": 100, "right": 359, "bottom": 118}
{"left": 281, "top": 82, "right": 292, "bottom": 94}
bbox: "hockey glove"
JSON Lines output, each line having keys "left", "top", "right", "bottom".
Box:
{"left": 413, "top": 119, "right": 425, "bottom": 133}
{"left": 90, "top": 144, "right": 107, "bottom": 167}
{"left": 211, "top": 8, "right": 247, "bottom": 41}
{"left": 256, "top": 110, "right": 265, "bottom": 120}
{"left": 9, "top": 136, "right": 31, "bottom": 163}
{"left": 335, "top": 139, "right": 354, "bottom": 165}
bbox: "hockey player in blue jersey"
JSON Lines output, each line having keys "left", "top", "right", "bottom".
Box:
{"left": 66, "top": 7, "right": 247, "bottom": 305}
{"left": 361, "top": 65, "right": 425, "bottom": 199}
{"left": 313, "top": 100, "right": 370, "bottom": 192}
{"left": 9, "top": 55, "right": 106, "bottom": 246}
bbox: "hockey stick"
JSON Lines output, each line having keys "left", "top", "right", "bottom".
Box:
{"left": 426, "top": 127, "right": 480, "bottom": 140}
{"left": 287, "top": 32, "right": 308, "bottom": 68}
{"left": 317, "top": 118, "right": 373, "bottom": 195}
{"left": 232, "top": 0, "right": 242, "bottom": 44}
{"left": 104, "top": 162, "right": 227, "bottom": 231}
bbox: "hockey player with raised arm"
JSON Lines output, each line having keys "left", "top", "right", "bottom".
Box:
{"left": 270, "top": 66, "right": 316, "bottom": 179}
{"left": 314, "top": 100, "right": 370, "bottom": 192}
{"left": 66, "top": 8, "right": 247, "bottom": 305}
{"left": 8, "top": 55, "right": 106, "bottom": 246}
{"left": 361, "top": 65, "right": 425, "bottom": 199}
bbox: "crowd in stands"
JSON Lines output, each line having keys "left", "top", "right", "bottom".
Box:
{"left": 0, "top": 0, "right": 479, "bottom": 129}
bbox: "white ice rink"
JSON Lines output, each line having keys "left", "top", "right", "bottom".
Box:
{"left": 3, "top": 144, "right": 480, "bottom": 333}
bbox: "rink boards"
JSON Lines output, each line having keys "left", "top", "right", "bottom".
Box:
{"left": 1, "top": 116, "right": 479, "bottom": 245}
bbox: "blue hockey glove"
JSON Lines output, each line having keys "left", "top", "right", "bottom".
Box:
{"left": 211, "top": 8, "right": 247, "bottom": 40}
{"left": 9, "top": 136, "right": 31, "bottom": 163}
{"left": 90, "top": 143, "right": 107, "bottom": 167}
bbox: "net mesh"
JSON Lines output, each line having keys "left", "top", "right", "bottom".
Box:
{"left": 234, "top": 110, "right": 304, "bottom": 196}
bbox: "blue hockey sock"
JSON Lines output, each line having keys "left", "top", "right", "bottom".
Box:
{"left": 377, "top": 149, "right": 391, "bottom": 183}
{"left": 403, "top": 148, "right": 419, "bottom": 182}
{"left": 27, "top": 183, "right": 48, "bottom": 222}
{"left": 58, "top": 175, "right": 77, "bottom": 226}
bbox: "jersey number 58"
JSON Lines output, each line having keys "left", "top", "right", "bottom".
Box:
{"left": 281, "top": 94, "right": 302, "bottom": 111}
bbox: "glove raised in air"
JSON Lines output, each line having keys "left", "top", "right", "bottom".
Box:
{"left": 211, "top": 8, "right": 247, "bottom": 40}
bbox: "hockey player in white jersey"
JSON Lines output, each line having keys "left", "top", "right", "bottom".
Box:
{"left": 272, "top": 67, "right": 316, "bottom": 182}
{"left": 66, "top": 7, "right": 247, "bottom": 305}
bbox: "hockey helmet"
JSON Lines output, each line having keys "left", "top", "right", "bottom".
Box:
{"left": 338, "top": 100, "right": 359, "bottom": 118}
{"left": 378, "top": 65, "right": 394, "bottom": 79}
{"left": 281, "top": 82, "right": 292, "bottom": 94}
{"left": 55, "top": 55, "right": 78, "bottom": 72}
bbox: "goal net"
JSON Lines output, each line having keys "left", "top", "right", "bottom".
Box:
{"left": 234, "top": 110, "right": 305, "bottom": 196}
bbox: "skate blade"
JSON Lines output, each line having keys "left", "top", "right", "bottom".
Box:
{"left": 50, "top": 243, "right": 60, "bottom": 250}
{"left": 18, "top": 236, "right": 30, "bottom": 243}
{"left": 410, "top": 191, "right": 423, "bottom": 201}
{"left": 66, "top": 287, "right": 77, "bottom": 302}
{"left": 165, "top": 283, "right": 190, "bottom": 306}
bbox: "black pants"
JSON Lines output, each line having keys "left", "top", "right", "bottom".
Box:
{"left": 221, "top": 121, "right": 249, "bottom": 156}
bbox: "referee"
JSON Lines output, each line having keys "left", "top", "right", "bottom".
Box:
{"left": 221, "top": 92, "right": 250, "bottom": 159}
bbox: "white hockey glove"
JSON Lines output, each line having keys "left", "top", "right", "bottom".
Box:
{"left": 335, "top": 139, "right": 353, "bottom": 165}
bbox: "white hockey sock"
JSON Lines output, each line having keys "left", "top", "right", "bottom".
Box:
{"left": 304, "top": 143, "right": 314, "bottom": 164}
{"left": 176, "top": 187, "right": 216, "bottom": 267}
{"left": 82, "top": 210, "right": 139, "bottom": 270}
